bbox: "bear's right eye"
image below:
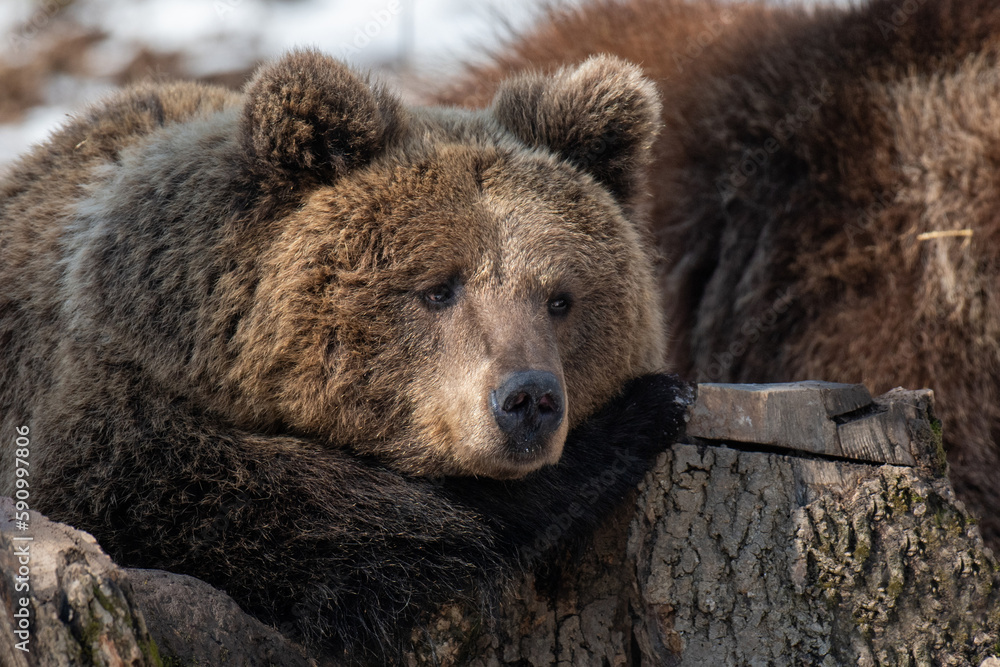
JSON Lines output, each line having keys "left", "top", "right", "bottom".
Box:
{"left": 423, "top": 282, "right": 458, "bottom": 310}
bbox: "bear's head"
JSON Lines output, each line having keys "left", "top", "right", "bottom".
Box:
{"left": 107, "top": 50, "right": 663, "bottom": 479}
{"left": 225, "top": 50, "right": 666, "bottom": 478}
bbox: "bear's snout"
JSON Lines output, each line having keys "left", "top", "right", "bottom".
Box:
{"left": 490, "top": 370, "right": 565, "bottom": 458}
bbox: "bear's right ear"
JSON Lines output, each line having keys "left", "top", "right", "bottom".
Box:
{"left": 239, "top": 50, "right": 407, "bottom": 195}
{"left": 491, "top": 55, "right": 661, "bottom": 208}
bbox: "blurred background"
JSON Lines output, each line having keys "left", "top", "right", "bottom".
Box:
{"left": 0, "top": 0, "right": 848, "bottom": 167}
{"left": 0, "top": 0, "right": 559, "bottom": 165}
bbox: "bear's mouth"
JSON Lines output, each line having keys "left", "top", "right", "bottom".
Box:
{"left": 483, "top": 433, "right": 567, "bottom": 479}
{"left": 502, "top": 432, "right": 561, "bottom": 464}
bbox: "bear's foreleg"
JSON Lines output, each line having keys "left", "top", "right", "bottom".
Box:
{"left": 33, "top": 384, "right": 502, "bottom": 662}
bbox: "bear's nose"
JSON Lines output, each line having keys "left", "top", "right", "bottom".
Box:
{"left": 490, "top": 370, "right": 564, "bottom": 455}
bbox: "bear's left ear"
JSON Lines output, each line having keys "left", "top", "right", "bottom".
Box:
{"left": 239, "top": 49, "right": 407, "bottom": 196}
{"left": 491, "top": 55, "right": 662, "bottom": 207}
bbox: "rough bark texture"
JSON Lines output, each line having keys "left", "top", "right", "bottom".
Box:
{"left": 0, "top": 498, "right": 160, "bottom": 667}
{"left": 627, "top": 446, "right": 996, "bottom": 666}
{"left": 126, "top": 569, "right": 323, "bottom": 667}
{"left": 2, "top": 383, "right": 999, "bottom": 666}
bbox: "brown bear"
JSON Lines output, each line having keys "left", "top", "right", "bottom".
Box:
{"left": 0, "top": 50, "right": 688, "bottom": 662}
{"left": 437, "top": 0, "right": 1000, "bottom": 552}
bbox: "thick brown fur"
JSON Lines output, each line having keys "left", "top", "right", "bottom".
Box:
{"left": 436, "top": 0, "right": 1000, "bottom": 550}
{"left": 0, "top": 49, "right": 689, "bottom": 661}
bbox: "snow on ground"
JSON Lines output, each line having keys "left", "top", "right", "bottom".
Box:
{"left": 0, "top": 104, "right": 73, "bottom": 166}
{"left": 0, "top": 0, "right": 551, "bottom": 165}
{"left": 52, "top": 0, "right": 541, "bottom": 74}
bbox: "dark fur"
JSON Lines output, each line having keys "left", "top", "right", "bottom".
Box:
{"left": 0, "top": 50, "right": 686, "bottom": 662}
{"left": 44, "top": 362, "right": 685, "bottom": 661}
{"left": 438, "top": 0, "right": 1000, "bottom": 550}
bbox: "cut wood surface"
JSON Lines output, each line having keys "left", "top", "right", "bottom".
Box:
{"left": 687, "top": 382, "right": 941, "bottom": 468}
{"left": 2, "top": 382, "right": 998, "bottom": 666}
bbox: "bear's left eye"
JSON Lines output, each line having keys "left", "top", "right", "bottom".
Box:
{"left": 548, "top": 294, "right": 572, "bottom": 317}
{"left": 423, "top": 281, "right": 459, "bottom": 310}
